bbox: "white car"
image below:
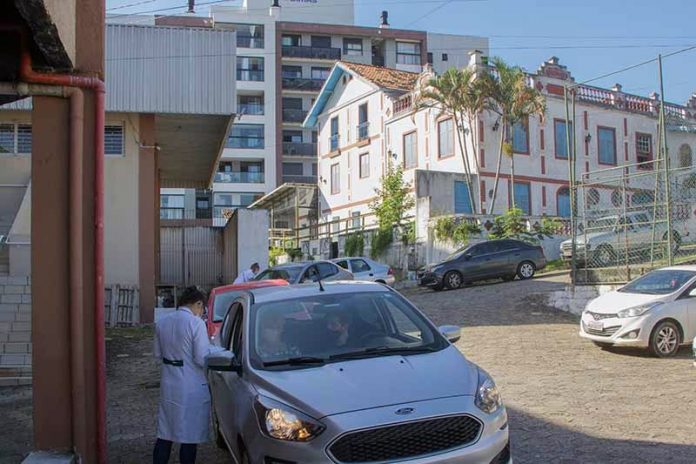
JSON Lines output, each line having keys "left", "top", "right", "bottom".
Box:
{"left": 579, "top": 265, "right": 696, "bottom": 357}
{"left": 332, "top": 257, "right": 396, "bottom": 286}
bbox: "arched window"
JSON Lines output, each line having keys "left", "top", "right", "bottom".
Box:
{"left": 632, "top": 190, "right": 654, "bottom": 205}
{"left": 557, "top": 187, "right": 571, "bottom": 217}
{"left": 611, "top": 190, "right": 623, "bottom": 207}
{"left": 587, "top": 188, "right": 600, "bottom": 207}
{"left": 679, "top": 144, "right": 693, "bottom": 168}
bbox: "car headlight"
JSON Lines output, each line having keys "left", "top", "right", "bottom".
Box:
{"left": 474, "top": 368, "right": 503, "bottom": 414}
{"left": 617, "top": 302, "right": 663, "bottom": 318}
{"left": 254, "top": 396, "right": 325, "bottom": 442}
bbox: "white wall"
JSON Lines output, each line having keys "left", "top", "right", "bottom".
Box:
{"left": 427, "top": 33, "right": 489, "bottom": 74}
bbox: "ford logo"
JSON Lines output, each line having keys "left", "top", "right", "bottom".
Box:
{"left": 395, "top": 407, "right": 414, "bottom": 415}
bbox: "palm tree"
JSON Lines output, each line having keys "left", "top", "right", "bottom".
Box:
{"left": 416, "top": 68, "right": 479, "bottom": 215}
{"left": 482, "top": 57, "right": 546, "bottom": 213}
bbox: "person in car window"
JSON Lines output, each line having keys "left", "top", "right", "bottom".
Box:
{"left": 258, "top": 310, "right": 299, "bottom": 359}
{"left": 326, "top": 311, "right": 358, "bottom": 348}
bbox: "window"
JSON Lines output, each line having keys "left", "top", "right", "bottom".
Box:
{"left": 636, "top": 133, "right": 653, "bottom": 165}
{"left": 438, "top": 118, "right": 454, "bottom": 158}
{"left": 554, "top": 119, "right": 571, "bottom": 159}
{"left": 331, "top": 163, "right": 340, "bottom": 194}
{"left": 587, "top": 188, "right": 600, "bottom": 207}
{"left": 104, "top": 125, "right": 124, "bottom": 155}
{"left": 403, "top": 131, "right": 417, "bottom": 168}
{"left": 17, "top": 125, "right": 32, "bottom": 154}
{"left": 454, "top": 181, "right": 472, "bottom": 214}
{"left": 282, "top": 97, "right": 303, "bottom": 110}
{"left": 312, "top": 163, "right": 317, "bottom": 176}
{"left": 330, "top": 116, "right": 339, "bottom": 151}
{"left": 359, "top": 153, "right": 370, "bottom": 178}
{"left": 230, "top": 23, "right": 264, "bottom": 48}
{"left": 396, "top": 41, "right": 422, "bottom": 65}
{"left": 598, "top": 127, "right": 617, "bottom": 165}
{"left": 160, "top": 194, "right": 184, "bottom": 219}
{"left": 311, "top": 36, "right": 331, "bottom": 48}
{"left": 283, "top": 130, "right": 303, "bottom": 143}
{"left": 282, "top": 65, "right": 302, "bottom": 79}
{"left": 442, "top": 53, "right": 448, "bottom": 61}
{"left": 238, "top": 95, "right": 264, "bottom": 115}
{"left": 281, "top": 34, "right": 301, "bottom": 47}
{"left": 343, "top": 38, "right": 363, "bottom": 56}
{"left": 358, "top": 103, "right": 368, "bottom": 141}
{"left": 237, "top": 57, "right": 264, "bottom": 81}
{"left": 511, "top": 119, "right": 529, "bottom": 154}
{"left": 427, "top": 52, "right": 433, "bottom": 64}
{"left": 227, "top": 124, "right": 264, "bottom": 149}
{"left": 611, "top": 189, "right": 623, "bottom": 207}
{"left": 335, "top": 260, "right": 348, "bottom": 269}
{"left": 679, "top": 144, "right": 693, "bottom": 168}
{"left": 331, "top": 216, "right": 340, "bottom": 233}
{"left": 513, "top": 182, "right": 531, "bottom": 215}
{"left": 557, "top": 187, "right": 571, "bottom": 217}
{"left": 0, "top": 124, "right": 13, "bottom": 153}
{"left": 240, "top": 193, "right": 262, "bottom": 206}
{"left": 311, "top": 67, "right": 331, "bottom": 80}
{"left": 351, "top": 212, "right": 361, "bottom": 230}
{"left": 350, "top": 259, "right": 371, "bottom": 273}
{"left": 282, "top": 162, "right": 303, "bottom": 176}
{"left": 0, "top": 123, "right": 32, "bottom": 155}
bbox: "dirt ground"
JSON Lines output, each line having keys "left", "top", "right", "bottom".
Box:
{"left": 2, "top": 272, "right": 696, "bottom": 463}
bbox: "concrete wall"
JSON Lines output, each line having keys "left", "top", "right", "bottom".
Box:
{"left": 223, "top": 208, "right": 270, "bottom": 281}
{"left": 8, "top": 184, "right": 31, "bottom": 276}
{"left": 427, "top": 33, "right": 489, "bottom": 74}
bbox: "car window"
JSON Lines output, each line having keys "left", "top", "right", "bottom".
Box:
{"left": 335, "top": 260, "right": 349, "bottom": 270}
{"left": 350, "top": 259, "right": 371, "bottom": 273}
{"left": 317, "top": 262, "right": 339, "bottom": 279}
{"left": 471, "top": 243, "right": 493, "bottom": 256}
{"left": 499, "top": 240, "right": 520, "bottom": 251}
{"left": 231, "top": 305, "right": 245, "bottom": 356}
{"left": 301, "top": 265, "right": 320, "bottom": 283}
{"left": 381, "top": 298, "right": 423, "bottom": 342}
{"left": 221, "top": 302, "right": 242, "bottom": 349}
{"left": 255, "top": 267, "right": 303, "bottom": 282}
{"left": 213, "top": 291, "right": 243, "bottom": 322}
{"left": 619, "top": 270, "right": 696, "bottom": 295}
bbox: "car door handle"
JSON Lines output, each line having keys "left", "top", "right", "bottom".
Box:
{"left": 369, "top": 273, "right": 374, "bottom": 276}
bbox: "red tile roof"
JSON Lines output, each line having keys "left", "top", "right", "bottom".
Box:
{"left": 340, "top": 61, "right": 419, "bottom": 92}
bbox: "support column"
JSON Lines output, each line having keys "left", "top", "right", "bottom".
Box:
{"left": 139, "top": 114, "right": 157, "bottom": 323}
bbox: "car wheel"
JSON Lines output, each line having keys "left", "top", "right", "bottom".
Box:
{"left": 594, "top": 245, "right": 616, "bottom": 267}
{"left": 516, "top": 261, "right": 536, "bottom": 280}
{"left": 444, "top": 271, "right": 463, "bottom": 290}
{"left": 212, "top": 410, "right": 226, "bottom": 450}
{"left": 650, "top": 320, "right": 681, "bottom": 358}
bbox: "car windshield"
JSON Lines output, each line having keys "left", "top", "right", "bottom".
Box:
{"left": 255, "top": 266, "right": 303, "bottom": 283}
{"left": 213, "top": 291, "right": 243, "bottom": 322}
{"left": 249, "top": 291, "right": 447, "bottom": 370}
{"left": 586, "top": 217, "right": 618, "bottom": 231}
{"left": 619, "top": 270, "right": 696, "bottom": 295}
{"left": 445, "top": 246, "right": 470, "bottom": 262}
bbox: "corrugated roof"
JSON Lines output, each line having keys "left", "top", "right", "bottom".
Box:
{"left": 340, "top": 62, "right": 419, "bottom": 91}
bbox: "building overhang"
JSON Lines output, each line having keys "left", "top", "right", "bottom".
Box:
{"left": 249, "top": 183, "right": 318, "bottom": 211}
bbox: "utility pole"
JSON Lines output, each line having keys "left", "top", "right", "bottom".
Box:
{"left": 564, "top": 86, "right": 577, "bottom": 285}
{"left": 658, "top": 54, "right": 674, "bottom": 265}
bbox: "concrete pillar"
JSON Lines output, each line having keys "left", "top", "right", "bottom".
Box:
{"left": 139, "top": 114, "right": 157, "bottom": 323}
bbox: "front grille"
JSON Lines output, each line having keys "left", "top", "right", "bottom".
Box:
{"left": 587, "top": 311, "right": 617, "bottom": 320}
{"left": 582, "top": 322, "right": 620, "bottom": 337}
{"left": 329, "top": 415, "right": 482, "bottom": 463}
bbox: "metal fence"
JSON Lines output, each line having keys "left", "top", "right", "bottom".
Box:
{"left": 159, "top": 226, "right": 224, "bottom": 287}
{"left": 570, "top": 160, "right": 696, "bottom": 284}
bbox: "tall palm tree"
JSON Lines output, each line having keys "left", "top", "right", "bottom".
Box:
{"left": 482, "top": 57, "right": 546, "bottom": 214}
{"left": 417, "top": 68, "right": 479, "bottom": 215}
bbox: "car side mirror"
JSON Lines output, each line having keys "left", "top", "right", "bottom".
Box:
{"left": 439, "top": 325, "right": 461, "bottom": 344}
{"left": 207, "top": 350, "right": 239, "bottom": 372}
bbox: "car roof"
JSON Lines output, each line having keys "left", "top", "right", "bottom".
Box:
{"left": 247, "top": 281, "right": 390, "bottom": 304}
{"left": 658, "top": 265, "right": 696, "bottom": 272}
{"left": 211, "top": 279, "right": 288, "bottom": 296}
{"left": 272, "top": 261, "right": 327, "bottom": 269}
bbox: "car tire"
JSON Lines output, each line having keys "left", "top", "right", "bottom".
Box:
{"left": 444, "top": 271, "right": 463, "bottom": 290}
{"left": 212, "top": 411, "right": 226, "bottom": 450}
{"left": 516, "top": 261, "right": 536, "bottom": 280}
{"left": 594, "top": 245, "right": 616, "bottom": 267}
{"left": 649, "top": 320, "right": 681, "bottom": 358}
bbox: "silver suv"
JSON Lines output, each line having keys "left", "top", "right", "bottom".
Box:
{"left": 207, "top": 282, "right": 510, "bottom": 464}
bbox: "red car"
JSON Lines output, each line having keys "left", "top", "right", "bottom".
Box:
{"left": 206, "top": 280, "right": 288, "bottom": 338}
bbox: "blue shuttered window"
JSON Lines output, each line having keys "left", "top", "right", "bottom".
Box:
{"left": 454, "top": 181, "right": 473, "bottom": 214}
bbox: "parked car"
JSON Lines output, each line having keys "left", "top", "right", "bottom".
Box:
{"left": 254, "top": 260, "right": 353, "bottom": 284}
{"left": 579, "top": 265, "right": 696, "bottom": 357}
{"left": 207, "top": 282, "right": 510, "bottom": 464}
{"left": 206, "top": 280, "right": 288, "bottom": 339}
{"left": 332, "top": 256, "right": 395, "bottom": 286}
{"left": 418, "top": 239, "right": 547, "bottom": 291}
{"left": 559, "top": 210, "right": 683, "bottom": 267}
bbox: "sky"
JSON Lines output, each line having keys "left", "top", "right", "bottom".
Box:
{"left": 105, "top": 0, "right": 696, "bottom": 104}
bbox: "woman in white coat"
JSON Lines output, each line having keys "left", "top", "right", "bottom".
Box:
{"left": 153, "top": 286, "right": 212, "bottom": 464}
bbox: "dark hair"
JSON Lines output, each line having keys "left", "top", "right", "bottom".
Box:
{"left": 179, "top": 286, "right": 207, "bottom": 307}
{"left": 329, "top": 310, "right": 353, "bottom": 325}
{"left": 251, "top": 262, "right": 260, "bottom": 270}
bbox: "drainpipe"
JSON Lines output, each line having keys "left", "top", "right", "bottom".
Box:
{"left": 2, "top": 24, "right": 107, "bottom": 464}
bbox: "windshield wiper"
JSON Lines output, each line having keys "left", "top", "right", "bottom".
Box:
{"left": 263, "top": 356, "right": 326, "bottom": 367}
{"left": 329, "top": 346, "right": 437, "bottom": 361}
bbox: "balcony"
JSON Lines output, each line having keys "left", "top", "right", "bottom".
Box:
{"left": 282, "top": 45, "right": 341, "bottom": 60}
{"left": 238, "top": 103, "right": 264, "bottom": 116}
{"left": 283, "top": 142, "right": 317, "bottom": 157}
{"left": 283, "top": 175, "right": 317, "bottom": 184}
{"left": 282, "top": 108, "right": 309, "bottom": 123}
{"left": 237, "top": 69, "right": 264, "bottom": 82}
{"left": 357, "top": 122, "right": 369, "bottom": 141}
{"left": 282, "top": 77, "right": 325, "bottom": 91}
{"left": 214, "top": 171, "right": 265, "bottom": 184}
{"left": 237, "top": 34, "right": 264, "bottom": 49}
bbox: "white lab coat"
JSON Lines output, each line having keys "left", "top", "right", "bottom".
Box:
{"left": 153, "top": 307, "right": 212, "bottom": 444}
{"left": 233, "top": 268, "right": 256, "bottom": 284}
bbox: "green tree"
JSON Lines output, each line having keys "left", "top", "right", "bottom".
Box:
{"left": 489, "top": 208, "right": 560, "bottom": 243}
{"left": 369, "top": 163, "right": 415, "bottom": 258}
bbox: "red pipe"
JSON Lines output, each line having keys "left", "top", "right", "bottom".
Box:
{"left": 5, "top": 24, "right": 107, "bottom": 464}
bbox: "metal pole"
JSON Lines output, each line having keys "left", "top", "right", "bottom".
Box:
{"left": 658, "top": 54, "right": 674, "bottom": 265}
{"left": 565, "top": 87, "right": 577, "bottom": 284}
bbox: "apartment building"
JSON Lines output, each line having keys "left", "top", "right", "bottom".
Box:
{"left": 149, "top": 0, "right": 488, "bottom": 223}
{"left": 306, "top": 55, "right": 696, "bottom": 247}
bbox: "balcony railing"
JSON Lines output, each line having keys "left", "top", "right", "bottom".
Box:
{"left": 282, "top": 45, "right": 341, "bottom": 60}
{"left": 238, "top": 103, "right": 264, "bottom": 116}
{"left": 282, "top": 108, "right": 308, "bottom": 123}
{"left": 237, "top": 69, "right": 264, "bottom": 82}
{"left": 226, "top": 136, "right": 264, "bottom": 149}
{"left": 282, "top": 78, "right": 325, "bottom": 91}
{"left": 283, "top": 175, "right": 317, "bottom": 184}
{"left": 357, "top": 122, "right": 369, "bottom": 141}
{"left": 237, "top": 34, "right": 264, "bottom": 49}
{"left": 214, "top": 171, "right": 265, "bottom": 184}
{"left": 283, "top": 142, "right": 317, "bottom": 157}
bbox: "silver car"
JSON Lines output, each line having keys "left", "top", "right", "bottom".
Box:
{"left": 332, "top": 256, "right": 396, "bottom": 286}
{"left": 254, "top": 260, "right": 354, "bottom": 284}
{"left": 207, "top": 282, "right": 510, "bottom": 464}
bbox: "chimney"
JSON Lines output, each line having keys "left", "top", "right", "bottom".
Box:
{"left": 380, "top": 11, "right": 390, "bottom": 28}
{"left": 468, "top": 50, "right": 483, "bottom": 69}
{"left": 612, "top": 83, "right": 623, "bottom": 93}
{"left": 270, "top": 0, "right": 281, "bottom": 17}
{"left": 271, "top": 0, "right": 280, "bottom": 6}
{"left": 188, "top": 0, "right": 195, "bottom": 13}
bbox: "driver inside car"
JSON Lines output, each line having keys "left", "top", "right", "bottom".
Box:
{"left": 257, "top": 310, "right": 299, "bottom": 360}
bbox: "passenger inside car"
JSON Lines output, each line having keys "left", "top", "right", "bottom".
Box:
{"left": 257, "top": 309, "right": 299, "bottom": 359}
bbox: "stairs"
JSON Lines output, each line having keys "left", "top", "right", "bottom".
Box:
{"left": 0, "top": 275, "right": 32, "bottom": 387}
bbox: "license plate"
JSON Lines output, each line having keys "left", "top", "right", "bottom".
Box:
{"left": 586, "top": 320, "right": 604, "bottom": 331}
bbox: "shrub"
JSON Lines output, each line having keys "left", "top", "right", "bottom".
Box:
{"left": 370, "top": 228, "right": 393, "bottom": 259}
{"left": 433, "top": 216, "right": 481, "bottom": 245}
{"left": 344, "top": 232, "right": 365, "bottom": 257}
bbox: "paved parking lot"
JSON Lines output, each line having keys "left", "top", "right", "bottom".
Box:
{"left": 2, "top": 272, "right": 696, "bottom": 463}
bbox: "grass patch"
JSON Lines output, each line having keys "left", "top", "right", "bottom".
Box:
{"left": 542, "top": 259, "right": 569, "bottom": 273}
